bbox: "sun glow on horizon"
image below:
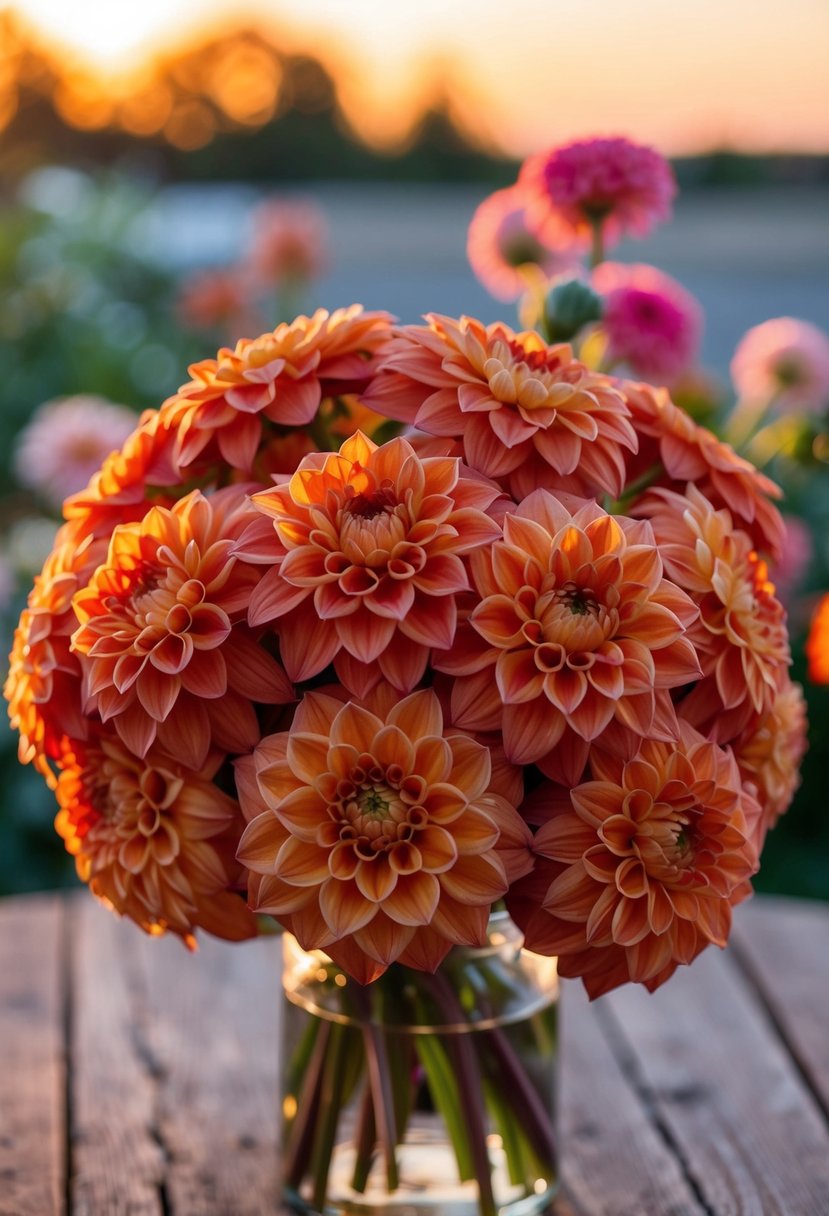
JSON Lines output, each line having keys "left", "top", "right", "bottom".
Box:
{"left": 8, "top": 0, "right": 829, "bottom": 155}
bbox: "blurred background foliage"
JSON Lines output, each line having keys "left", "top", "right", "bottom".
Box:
{"left": 0, "top": 3, "right": 828, "bottom": 899}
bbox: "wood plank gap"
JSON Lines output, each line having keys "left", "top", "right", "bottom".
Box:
{"left": 63, "top": 896, "right": 75, "bottom": 1216}
{"left": 728, "top": 932, "right": 829, "bottom": 1129}
{"left": 592, "top": 999, "right": 718, "bottom": 1216}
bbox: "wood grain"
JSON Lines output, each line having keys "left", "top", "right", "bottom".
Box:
{"left": 136, "top": 924, "right": 283, "bottom": 1216}
{"left": 0, "top": 893, "right": 65, "bottom": 1216}
{"left": 556, "top": 983, "right": 705, "bottom": 1216}
{"left": 732, "top": 895, "right": 829, "bottom": 1120}
{"left": 604, "top": 936, "right": 829, "bottom": 1216}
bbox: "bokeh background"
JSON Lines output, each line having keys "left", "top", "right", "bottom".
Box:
{"left": 1, "top": 0, "right": 828, "bottom": 897}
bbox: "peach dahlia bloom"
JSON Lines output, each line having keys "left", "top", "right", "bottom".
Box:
{"left": 467, "top": 185, "right": 577, "bottom": 302}
{"left": 56, "top": 731, "right": 256, "bottom": 945}
{"left": 509, "top": 723, "right": 760, "bottom": 998}
{"left": 239, "top": 431, "right": 502, "bottom": 693}
{"left": 364, "top": 314, "right": 638, "bottom": 500}
{"left": 71, "top": 487, "right": 293, "bottom": 770}
{"left": 162, "top": 306, "right": 393, "bottom": 474}
{"left": 638, "top": 485, "right": 790, "bottom": 740}
{"left": 623, "top": 380, "right": 784, "bottom": 557}
{"left": 436, "top": 490, "right": 700, "bottom": 786}
{"left": 520, "top": 136, "right": 676, "bottom": 249}
{"left": 5, "top": 521, "right": 106, "bottom": 783}
{"left": 733, "top": 677, "right": 807, "bottom": 835}
{"left": 235, "top": 688, "right": 533, "bottom": 983}
{"left": 806, "top": 592, "right": 829, "bottom": 685}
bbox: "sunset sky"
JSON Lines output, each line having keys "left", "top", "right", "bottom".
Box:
{"left": 11, "top": 0, "right": 829, "bottom": 154}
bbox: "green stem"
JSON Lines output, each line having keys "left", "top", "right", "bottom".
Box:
{"left": 350, "top": 1081, "right": 377, "bottom": 1193}
{"left": 589, "top": 217, "right": 605, "bottom": 269}
{"left": 351, "top": 984, "right": 400, "bottom": 1193}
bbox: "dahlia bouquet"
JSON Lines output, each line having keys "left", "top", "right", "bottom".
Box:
{"left": 5, "top": 138, "right": 807, "bottom": 1216}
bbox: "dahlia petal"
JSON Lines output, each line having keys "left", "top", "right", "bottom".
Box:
{"left": 275, "top": 786, "right": 328, "bottom": 842}
{"left": 450, "top": 670, "right": 504, "bottom": 732}
{"left": 224, "top": 631, "right": 294, "bottom": 703}
{"left": 395, "top": 927, "right": 453, "bottom": 971}
{"left": 613, "top": 691, "right": 655, "bottom": 737}
{"left": 503, "top": 698, "right": 564, "bottom": 764}
{"left": 285, "top": 897, "right": 337, "bottom": 951}
{"left": 279, "top": 546, "right": 331, "bottom": 585}
{"left": 421, "top": 782, "right": 468, "bottom": 824}
{"left": 237, "top": 811, "right": 283, "bottom": 873}
{"left": 543, "top": 862, "right": 601, "bottom": 920}
{"left": 447, "top": 809, "right": 499, "bottom": 856}
{"left": 536, "top": 730, "right": 590, "bottom": 787}
{"left": 155, "top": 700, "right": 210, "bottom": 769}
{"left": 336, "top": 608, "right": 397, "bottom": 663}
{"left": 442, "top": 507, "right": 502, "bottom": 554}
{"left": 285, "top": 732, "right": 330, "bottom": 786}
{"left": 318, "top": 877, "right": 378, "bottom": 936}
{"left": 278, "top": 611, "right": 342, "bottom": 683}
{"left": 371, "top": 724, "right": 415, "bottom": 773}
{"left": 270, "top": 376, "right": 322, "bottom": 426}
{"left": 464, "top": 415, "right": 526, "bottom": 476}
{"left": 353, "top": 913, "right": 415, "bottom": 966}
{"left": 647, "top": 883, "right": 674, "bottom": 936}
{"left": 136, "top": 671, "right": 181, "bottom": 722}
{"left": 496, "top": 648, "right": 546, "bottom": 704}
{"left": 473, "top": 596, "right": 526, "bottom": 647}
{"left": 611, "top": 895, "right": 651, "bottom": 946}
{"left": 445, "top": 735, "right": 491, "bottom": 800}
{"left": 354, "top": 860, "right": 398, "bottom": 904}
{"left": 585, "top": 884, "right": 619, "bottom": 944}
{"left": 275, "top": 836, "right": 330, "bottom": 885}
{"left": 180, "top": 648, "right": 228, "bottom": 698}
{"left": 216, "top": 413, "right": 262, "bottom": 471}
{"left": 114, "top": 701, "right": 158, "bottom": 758}
{"left": 248, "top": 568, "right": 309, "bottom": 625}
{"left": 429, "top": 895, "right": 489, "bottom": 946}
{"left": 415, "top": 825, "right": 459, "bottom": 872}
{"left": 388, "top": 688, "right": 444, "bottom": 742}
{"left": 398, "top": 594, "right": 457, "bottom": 650}
{"left": 438, "top": 853, "right": 507, "bottom": 905}
{"left": 534, "top": 813, "right": 598, "bottom": 864}
{"left": 367, "top": 577, "right": 417, "bottom": 621}
{"left": 330, "top": 701, "right": 384, "bottom": 750}
{"left": 377, "top": 640, "right": 429, "bottom": 692}
{"left": 532, "top": 425, "right": 581, "bottom": 475}
{"left": 206, "top": 690, "right": 260, "bottom": 754}
{"left": 382, "top": 873, "right": 441, "bottom": 926}
{"left": 488, "top": 407, "right": 537, "bottom": 448}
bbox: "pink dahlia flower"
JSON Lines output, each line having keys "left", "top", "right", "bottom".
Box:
{"left": 521, "top": 136, "right": 676, "bottom": 249}
{"left": 14, "top": 396, "right": 138, "bottom": 507}
{"left": 467, "top": 185, "right": 578, "bottom": 302}
{"left": 592, "top": 262, "right": 702, "bottom": 385}
{"left": 247, "top": 198, "right": 328, "bottom": 288}
{"left": 731, "top": 317, "right": 829, "bottom": 413}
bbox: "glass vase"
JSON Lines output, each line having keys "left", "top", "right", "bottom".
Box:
{"left": 280, "top": 913, "right": 559, "bottom": 1216}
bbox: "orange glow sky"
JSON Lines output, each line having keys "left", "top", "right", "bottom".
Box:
{"left": 11, "top": 0, "right": 829, "bottom": 154}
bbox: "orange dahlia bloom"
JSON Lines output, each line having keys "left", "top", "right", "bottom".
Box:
{"left": 623, "top": 380, "right": 784, "bottom": 556}
{"left": 5, "top": 521, "right": 107, "bottom": 784}
{"left": 162, "top": 306, "right": 393, "bottom": 474}
{"left": 733, "top": 678, "right": 808, "bottom": 833}
{"left": 638, "top": 485, "right": 790, "bottom": 739}
{"left": 235, "top": 688, "right": 533, "bottom": 983}
{"left": 239, "top": 431, "right": 502, "bottom": 693}
{"left": 56, "top": 731, "right": 257, "bottom": 945}
{"left": 71, "top": 487, "right": 293, "bottom": 770}
{"left": 363, "top": 314, "right": 638, "bottom": 499}
{"left": 509, "top": 723, "right": 761, "bottom": 998}
{"left": 437, "top": 490, "right": 700, "bottom": 785}
{"left": 806, "top": 592, "right": 829, "bottom": 684}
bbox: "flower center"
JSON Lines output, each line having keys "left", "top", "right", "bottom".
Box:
{"left": 357, "top": 782, "right": 396, "bottom": 819}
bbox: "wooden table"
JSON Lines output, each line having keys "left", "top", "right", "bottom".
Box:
{"left": 2, "top": 891, "right": 828, "bottom": 1216}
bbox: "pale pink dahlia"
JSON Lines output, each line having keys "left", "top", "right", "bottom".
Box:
{"left": 731, "top": 317, "right": 829, "bottom": 414}
{"left": 467, "top": 185, "right": 578, "bottom": 302}
{"left": 592, "top": 262, "right": 702, "bottom": 385}
{"left": 521, "top": 137, "right": 676, "bottom": 249}
{"left": 14, "top": 396, "right": 139, "bottom": 507}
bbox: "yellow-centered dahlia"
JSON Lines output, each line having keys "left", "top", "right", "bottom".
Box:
{"left": 363, "top": 314, "right": 638, "bottom": 499}
{"left": 71, "top": 487, "right": 293, "bottom": 770}
{"left": 235, "top": 688, "right": 533, "bottom": 983}
{"left": 508, "top": 723, "right": 761, "bottom": 998}
{"left": 437, "top": 489, "right": 700, "bottom": 785}
{"left": 238, "top": 431, "right": 502, "bottom": 693}
{"left": 56, "top": 731, "right": 256, "bottom": 944}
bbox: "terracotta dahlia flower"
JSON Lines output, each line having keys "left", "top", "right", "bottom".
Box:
{"left": 162, "top": 306, "right": 393, "bottom": 474}
{"left": 56, "top": 731, "right": 256, "bottom": 944}
{"left": 467, "top": 185, "right": 578, "bottom": 302}
{"left": 71, "top": 487, "right": 293, "bottom": 770}
{"left": 508, "top": 723, "right": 761, "bottom": 998}
{"left": 235, "top": 688, "right": 532, "bottom": 983}
{"left": 806, "top": 593, "right": 829, "bottom": 684}
{"left": 238, "top": 431, "right": 502, "bottom": 693}
{"left": 520, "top": 136, "right": 676, "bottom": 249}
{"left": 637, "top": 485, "right": 790, "bottom": 740}
{"left": 5, "top": 521, "right": 106, "bottom": 783}
{"left": 623, "top": 380, "right": 785, "bottom": 557}
{"left": 364, "top": 314, "right": 638, "bottom": 499}
{"left": 436, "top": 490, "right": 700, "bottom": 786}
{"left": 733, "top": 677, "right": 807, "bottom": 835}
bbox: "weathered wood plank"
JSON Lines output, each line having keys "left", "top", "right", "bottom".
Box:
{"left": 604, "top": 939, "right": 829, "bottom": 1215}
{"left": 135, "top": 925, "right": 283, "bottom": 1216}
{"left": 0, "top": 893, "right": 65, "bottom": 1216}
{"left": 732, "top": 896, "right": 829, "bottom": 1120}
{"left": 555, "top": 983, "right": 705, "bottom": 1216}
{"left": 70, "top": 896, "right": 165, "bottom": 1216}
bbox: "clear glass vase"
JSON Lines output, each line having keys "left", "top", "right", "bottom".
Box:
{"left": 281, "top": 913, "right": 559, "bottom": 1216}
